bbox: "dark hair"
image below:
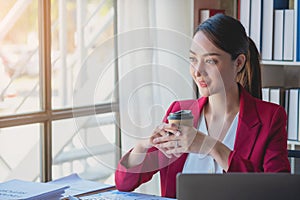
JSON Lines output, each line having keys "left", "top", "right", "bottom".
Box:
{"left": 195, "top": 14, "right": 262, "bottom": 99}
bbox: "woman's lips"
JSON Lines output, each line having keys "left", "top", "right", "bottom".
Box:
{"left": 198, "top": 80, "right": 207, "bottom": 87}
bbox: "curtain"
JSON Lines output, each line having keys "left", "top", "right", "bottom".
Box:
{"left": 117, "top": 0, "right": 194, "bottom": 195}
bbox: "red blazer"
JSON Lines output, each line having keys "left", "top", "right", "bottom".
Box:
{"left": 115, "top": 86, "right": 290, "bottom": 198}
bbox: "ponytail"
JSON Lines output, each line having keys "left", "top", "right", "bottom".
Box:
{"left": 236, "top": 37, "right": 262, "bottom": 99}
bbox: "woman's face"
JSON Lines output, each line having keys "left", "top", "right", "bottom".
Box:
{"left": 189, "top": 31, "right": 240, "bottom": 97}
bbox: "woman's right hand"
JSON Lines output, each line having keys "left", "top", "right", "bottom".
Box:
{"left": 137, "top": 123, "right": 169, "bottom": 149}
{"left": 126, "top": 123, "right": 171, "bottom": 168}
{"left": 147, "top": 123, "right": 179, "bottom": 158}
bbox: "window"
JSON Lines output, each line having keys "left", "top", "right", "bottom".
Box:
{"left": 0, "top": 0, "right": 119, "bottom": 183}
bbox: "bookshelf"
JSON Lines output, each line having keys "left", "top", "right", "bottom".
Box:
{"left": 258, "top": 0, "right": 300, "bottom": 150}
{"left": 288, "top": 140, "right": 300, "bottom": 149}
{"left": 194, "top": 0, "right": 300, "bottom": 171}
{"left": 262, "top": 60, "right": 300, "bottom": 66}
{"left": 193, "top": 0, "right": 237, "bottom": 28}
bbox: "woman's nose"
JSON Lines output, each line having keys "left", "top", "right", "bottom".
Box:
{"left": 192, "top": 62, "right": 204, "bottom": 76}
{"left": 193, "top": 67, "right": 201, "bottom": 77}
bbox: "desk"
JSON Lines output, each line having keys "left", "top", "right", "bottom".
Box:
{"left": 73, "top": 186, "right": 116, "bottom": 199}
{"left": 54, "top": 174, "right": 174, "bottom": 199}
{"left": 74, "top": 188, "right": 175, "bottom": 200}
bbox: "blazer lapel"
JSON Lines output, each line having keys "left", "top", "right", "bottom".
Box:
{"left": 234, "top": 87, "right": 262, "bottom": 159}
{"left": 191, "top": 97, "right": 207, "bottom": 128}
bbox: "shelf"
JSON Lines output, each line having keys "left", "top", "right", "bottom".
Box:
{"left": 261, "top": 60, "right": 300, "bottom": 66}
{"left": 288, "top": 140, "right": 300, "bottom": 146}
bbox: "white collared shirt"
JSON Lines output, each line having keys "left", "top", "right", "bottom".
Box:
{"left": 182, "top": 112, "right": 239, "bottom": 174}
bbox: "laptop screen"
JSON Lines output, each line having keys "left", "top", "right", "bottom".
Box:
{"left": 176, "top": 173, "right": 300, "bottom": 200}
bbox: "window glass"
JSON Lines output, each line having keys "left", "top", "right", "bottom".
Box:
{"left": 51, "top": 0, "right": 115, "bottom": 109}
{"left": 0, "top": 124, "right": 40, "bottom": 182}
{"left": 0, "top": 0, "right": 40, "bottom": 116}
{"left": 52, "top": 113, "right": 117, "bottom": 183}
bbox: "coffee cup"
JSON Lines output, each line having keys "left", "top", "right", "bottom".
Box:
{"left": 167, "top": 110, "right": 194, "bottom": 128}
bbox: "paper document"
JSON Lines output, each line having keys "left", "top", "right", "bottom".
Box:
{"left": 79, "top": 190, "right": 175, "bottom": 200}
{"left": 0, "top": 179, "right": 68, "bottom": 200}
{"left": 50, "top": 173, "right": 114, "bottom": 197}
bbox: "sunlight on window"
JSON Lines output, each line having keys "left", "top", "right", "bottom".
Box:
{"left": 0, "top": 124, "right": 40, "bottom": 182}
{"left": 0, "top": 0, "right": 117, "bottom": 183}
{"left": 51, "top": 0, "right": 115, "bottom": 109}
{"left": 52, "top": 113, "right": 117, "bottom": 182}
{"left": 0, "top": 0, "right": 40, "bottom": 116}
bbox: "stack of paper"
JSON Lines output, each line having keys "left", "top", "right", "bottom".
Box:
{"left": 0, "top": 179, "right": 69, "bottom": 200}
{"left": 50, "top": 173, "right": 114, "bottom": 197}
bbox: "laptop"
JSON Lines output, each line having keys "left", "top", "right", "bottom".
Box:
{"left": 176, "top": 173, "right": 300, "bottom": 200}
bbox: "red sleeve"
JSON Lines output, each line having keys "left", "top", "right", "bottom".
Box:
{"left": 115, "top": 147, "right": 159, "bottom": 192}
{"left": 227, "top": 106, "right": 290, "bottom": 172}
{"left": 115, "top": 101, "right": 178, "bottom": 192}
{"left": 227, "top": 150, "right": 255, "bottom": 172}
{"left": 262, "top": 106, "right": 290, "bottom": 172}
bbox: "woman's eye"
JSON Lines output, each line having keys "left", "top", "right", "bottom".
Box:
{"left": 205, "top": 59, "right": 217, "bottom": 64}
{"left": 189, "top": 57, "right": 197, "bottom": 64}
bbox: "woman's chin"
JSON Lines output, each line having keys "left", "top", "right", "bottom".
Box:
{"left": 198, "top": 88, "right": 210, "bottom": 97}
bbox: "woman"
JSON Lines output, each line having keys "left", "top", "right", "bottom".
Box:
{"left": 115, "top": 14, "right": 290, "bottom": 198}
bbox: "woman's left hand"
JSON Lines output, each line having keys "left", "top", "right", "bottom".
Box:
{"left": 152, "top": 123, "right": 216, "bottom": 157}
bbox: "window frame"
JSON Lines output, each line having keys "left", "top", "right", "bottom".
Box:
{"left": 0, "top": 0, "right": 120, "bottom": 182}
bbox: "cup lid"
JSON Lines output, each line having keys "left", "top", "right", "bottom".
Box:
{"left": 167, "top": 110, "right": 194, "bottom": 120}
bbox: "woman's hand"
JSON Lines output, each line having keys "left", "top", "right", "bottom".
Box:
{"left": 125, "top": 122, "right": 228, "bottom": 169}
{"left": 152, "top": 123, "right": 231, "bottom": 170}
{"left": 137, "top": 123, "right": 168, "bottom": 149}
{"left": 132, "top": 123, "right": 176, "bottom": 157}
{"left": 147, "top": 123, "right": 181, "bottom": 158}
{"left": 152, "top": 123, "right": 218, "bottom": 157}
{"left": 126, "top": 123, "right": 172, "bottom": 167}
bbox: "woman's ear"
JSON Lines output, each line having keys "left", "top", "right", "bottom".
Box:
{"left": 235, "top": 54, "right": 246, "bottom": 73}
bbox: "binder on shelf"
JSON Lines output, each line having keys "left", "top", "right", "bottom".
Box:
{"left": 274, "top": 0, "right": 289, "bottom": 9}
{"left": 250, "top": 0, "right": 262, "bottom": 52}
{"left": 273, "top": 9, "right": 284, "bottom": 60}
{"left": 287, "top": 88, "right": 299, "bottom": 141}
{"left": 238, "top": 0, "right": 251, "bottom": 35}
{"left": 199, "top": 9, "right": 225, "bottom": 24}
{"left": 298, "top": 89, "right": 300, "bottom": 142}
{"left": 262, "top": 87, "right": 270, "bottom": 102}
{"left": 283, "top": 9, "right": 294, "bottom": 61}
{"left": 261, "top": 0, "right": 290, "bottom": 60}
{"left": 285, "top": 89, "right": 289, "bottom": 114}
{"left": 297, "top": 0, "right": 300, "bottom": 61}
{"left": 261, "top": 0, "right": 274, "bottom": 60}
{"left": 269, "top": 87, "right": 285, "bottom": 106}
{"left": 295, "top": 157, "right": 300, "bottom": 174}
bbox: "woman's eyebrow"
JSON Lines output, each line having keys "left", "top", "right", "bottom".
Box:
{"left": 189, "top": 50, "right": 221, "bottom": 57}
{"left": 189, "top": 50, "right": 196, "bottom": 55}
{"left": 202, "top": 53, "right": 221, "bottom": 57}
